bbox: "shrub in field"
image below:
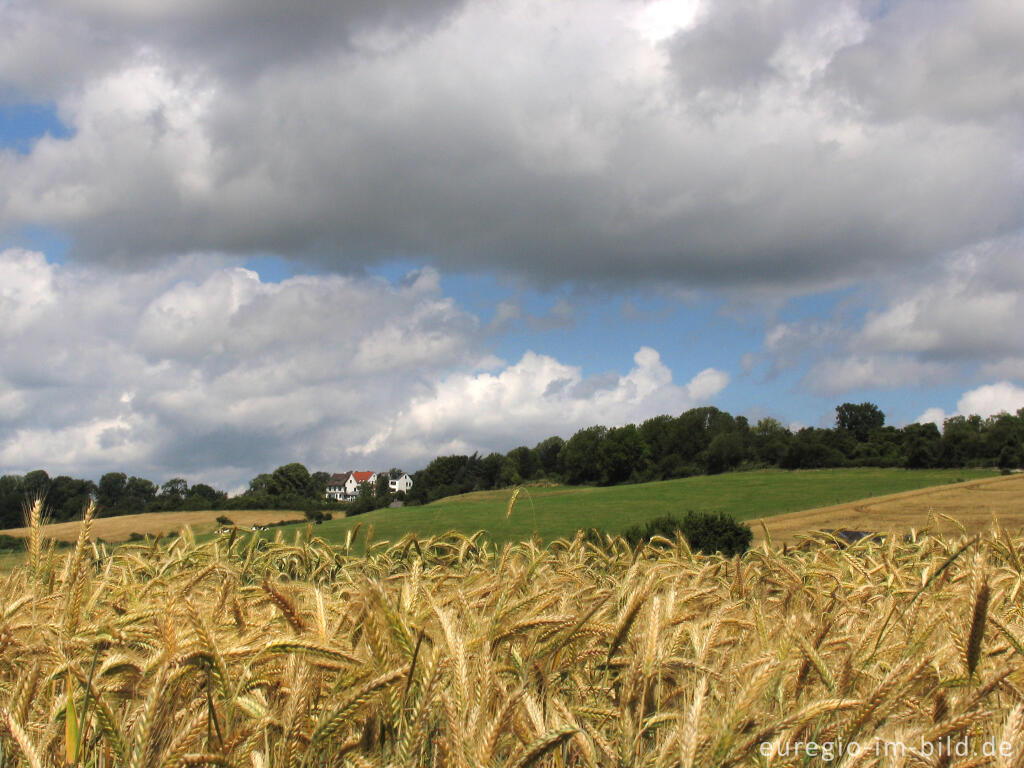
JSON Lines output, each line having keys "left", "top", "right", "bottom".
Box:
{"left": 215, "top": 514, "right": 234, "bottom": 525}
{"left": 622, "top": 510, "right": 753, "bottom": 555}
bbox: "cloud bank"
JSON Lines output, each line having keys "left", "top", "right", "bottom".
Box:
{"left": 0, "top": 250, "right": 729, "bottom": 488}
{"left": 1, "top": 0, "right": 1021, "bottom": 292}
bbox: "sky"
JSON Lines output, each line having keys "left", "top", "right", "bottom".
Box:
{"left": 1, "top": 0, "right": 1023, "bottom": 492}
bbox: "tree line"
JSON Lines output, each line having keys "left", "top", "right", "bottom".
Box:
{"left": 0, "top": 462, "right": 357, "bottom": 529}
{"left": 4, "top": 402, "right": 1022, "bottom": 527}
{"left": 405, "top": 403, "right": 1024, "bottom": 505}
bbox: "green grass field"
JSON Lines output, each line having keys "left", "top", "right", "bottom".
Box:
{"left": 296, "top": 467, "right": 998, "bottom": 548}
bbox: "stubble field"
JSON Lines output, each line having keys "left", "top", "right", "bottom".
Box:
{"left": 1, "top": 509, "right": 304, "bottom": 543}
{"left": 755, "top": 472, "right": 1024, "bottom": 544}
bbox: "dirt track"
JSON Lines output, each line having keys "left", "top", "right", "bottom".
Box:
{"left": 753, "top": 472, "right": 1024, "bottom": 543}
{"left": 1, "top": 509, "right": 310, "bottom": 543}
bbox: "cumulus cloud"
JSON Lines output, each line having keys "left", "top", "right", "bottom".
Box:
{"left": 1, "top": 0, "right": 1021, "bottom": 291}
{"left": 759, "top": 234, "right": 1024, "bottom": 395}
{"left": 0, "top": 250, "right": 481, "bottom": 486}
{"left": 857, "top": 246, "right": 1024, "bottom": 360}
{"left": 915, "top": 407, "right": 947, "bottom": 427}
{"left": 0, "top": 251, "right": 727, "bottom": 488}
{"left": 915, "top": 382, "right": 1024, "bottom": 427}
{"left": 957, "top": 382, "right": 1024, "bottom": 419}
{"left": 356, "top": 346, "right": 729, "bottom": 460}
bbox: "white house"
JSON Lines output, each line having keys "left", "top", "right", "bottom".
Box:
{"left": 325, "top": 472, "right": 351, "bottom": 501}
{"left": 345, "top": 471, "right": 377, "bottom": 497}
{"left": 389, "top": 473, "right": 413, "bottom": 493}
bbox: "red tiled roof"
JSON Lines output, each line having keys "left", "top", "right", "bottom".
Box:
{"left": 351, "top": 471, "right": 375, "bottom": 483}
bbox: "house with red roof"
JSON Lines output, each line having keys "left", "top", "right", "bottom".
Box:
{"left": 325, "top": 469, "right": 413, "bottom": 501}
{"left": 344, "top": 471, "right": 377, "bottom": 497}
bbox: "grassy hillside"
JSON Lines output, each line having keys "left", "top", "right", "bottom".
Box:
{"left": 309, "top": 467, "right": 998, "bottom": 547}
{"left": 0, "top": 468, "right": 999, "bottom": 558}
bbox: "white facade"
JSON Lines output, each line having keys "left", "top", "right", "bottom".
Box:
{"left": 389, "top": 473, "right": 413, "bottom": 493}
{"left": 344, "top": 471, "right": 376, "bottom": 497}
{"left": 325, "top": 472, "right": 350, "bottom": 501}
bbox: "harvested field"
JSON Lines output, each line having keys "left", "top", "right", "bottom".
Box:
{"left": 755, "top": 471, "right": 1024, "bottom": 543}
{"left": 0, "top": 508, "right": 308, "bottom": 542}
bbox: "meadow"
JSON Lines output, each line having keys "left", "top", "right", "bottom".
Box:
{"left": 312, "top": 467, "right": 999, "bottom": 548}
{"left": 0, "top": 468, "right": 1000, "bottom": 552}
{"left": 2, "top": 499, "right": 1024, "bottom": 767}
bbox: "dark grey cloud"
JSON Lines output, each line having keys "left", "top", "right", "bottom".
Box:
{"left": 1, "top": 0, "right": 466, "bottom": 98}
{"left": 1, "top": 0, "right": 1022, "bottom": 296}
{"left": 667, "top": 0, "right": 817, "bottom": 96}
{"left": 826, "top": 0, "right": 1024, "bottom": 122}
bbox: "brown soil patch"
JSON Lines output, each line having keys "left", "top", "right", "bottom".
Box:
{"left": 753, "top": 472, "right": 1024, "bottom": 544}
{"left": 2, "top": 509, "right": 312, "bottom": 543}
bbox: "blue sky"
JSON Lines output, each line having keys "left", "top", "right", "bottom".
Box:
{"left": 1, "top": 0, "right": 1022, "bottom": 490}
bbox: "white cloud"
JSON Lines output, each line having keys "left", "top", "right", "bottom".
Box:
{"left": 0, "top": 251, "right": 483, "bottom": 486}
{"left": 356, "top": 346, "right": 729, "bottom": 459}
{"left": 758, "top": 235, "right": 1024, "bottom": 399}
{"left": 915, "top": 382, "right": 1024, "bottom": 428}
{"left": 915, "top": 407, "right": 947, "bottom": 427}
{"left": 857, "top": 249, "right": 1024, "bottom": 359}
{"left": 956, "top": 382, "right": 1024, "bottom": 420}
{"left": 0, "top": 251, "right": 726, "bottom": 488}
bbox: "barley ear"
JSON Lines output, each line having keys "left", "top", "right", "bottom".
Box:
{"left": 509, "top": 726, "right": 578, "bottom": 768}
{"left": 966, "top": 579, "right": 990, "bottom": 680}
{"left": 507, "top": 487, "right": 522, "bottom": 519}
{"left": 3, "top": 707, "right": 43, "bottom": 768}
{"left": 27, "top": 497, "right": 44, "bottom": 578}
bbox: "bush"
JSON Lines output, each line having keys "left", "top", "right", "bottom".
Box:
{"left": 215, "top": 515, "right": 234, "bottom": 526}
{"left": 622, "top": 511, "right": 753, "bottom": 556}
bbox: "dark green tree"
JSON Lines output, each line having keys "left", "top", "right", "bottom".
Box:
{"left": 47, "top": 476, "right": 97, "bottom": 522}
{"left": 124, "top": 476, "right": 158, "bottom": 513}
{"left": 187, "top": 483, "right": 224, "bottom": 504}
{"left": 310, "top": 471, "right": 331, "bottom": 497}
{"left": 248, "top": 473, "right": 273, "bottom": 495}
{"left": 23, "top": 470, "right": 49, "bottom": 500}
{"left": 375, "top": 473, "right": 392, "bottom": 508}
{"left": 533, "top": 436, "right": 565, "bottom": 477}
{"left": 98, "top": 472, "right": 128, "bottom": 511}
{"left": 160, "top": 478, "right": 188, "bottom": 503}
{"left": 268, "top": 463, "right": 315, "bottom": 498}
{"left": 705, "top": 431, "right": 745, "bottom": 474}
{"left": 903, "top": 422, "right": 941, "bottom": 469}
{"left": 835, "top": 402, "right": 885, "bottom": 442}
{"left": 506, "top": 446, "right": 539, "bottom": 481}
{"left": 349, "top": 481, "right": 377, "bottom": 515}
{"left": 559, "top": 426, "right": 607, "bottom": 484}
{"left": 598, "top": 424, "right": 648, "bottom": 484}
{"left": 751, "top": 417, "right": 791, "bottom": 465}
{"left": 0, "top": 475, "right": 23, "bottom": 529}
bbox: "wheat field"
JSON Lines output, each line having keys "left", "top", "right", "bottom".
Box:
{"left": 3, "top": 501, "right": 1024, "bottom": 767}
